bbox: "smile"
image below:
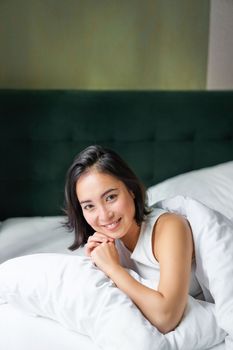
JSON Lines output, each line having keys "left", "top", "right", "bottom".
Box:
{"left": 103, "top": 218, "right": 121, "bottom": 230}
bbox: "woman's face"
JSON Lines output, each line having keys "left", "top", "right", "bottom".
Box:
{"left": 76, "top": 169, "right": 139, "bottom": 241}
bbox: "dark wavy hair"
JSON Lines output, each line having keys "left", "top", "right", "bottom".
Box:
{"left": 63, "top": 145, "right": 149, "bottom": 250}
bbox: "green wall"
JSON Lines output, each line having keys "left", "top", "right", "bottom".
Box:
{"left": 0, "top": 0, "right": 210, "bottom": 89}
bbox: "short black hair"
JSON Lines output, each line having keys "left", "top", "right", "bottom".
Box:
{"left": 63, "top": 144, "right": 149, "bottom": 250}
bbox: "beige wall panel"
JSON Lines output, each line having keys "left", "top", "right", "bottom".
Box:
{"left": 207, "top": 0, "right": 233, "bottom": 89}
{"left": 0, "top": 0, "right": 210, "bottom": 89}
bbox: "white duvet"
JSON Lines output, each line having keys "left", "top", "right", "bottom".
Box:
{"left": 1, "top": 195, "right": 233, "bottom": 349}
{"left": 155, "top": 196, "right": 233, "bottom": 339}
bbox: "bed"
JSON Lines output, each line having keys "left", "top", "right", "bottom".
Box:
{"left": 0, "top": 90, "right": 233, "bottom": 350}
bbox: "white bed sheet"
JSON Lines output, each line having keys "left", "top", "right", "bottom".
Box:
{"left": 0, "top": 216, "right": 84, "bottom": 264}
{"left": 0, "top": 303, "right": 99, "bottom": 350}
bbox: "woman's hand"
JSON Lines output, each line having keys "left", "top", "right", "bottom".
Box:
{"left": 85, "top": 232, "right": 115, "bottom": 257}
{"left": 90, "top": 241, "right": 121, "bottom": 277}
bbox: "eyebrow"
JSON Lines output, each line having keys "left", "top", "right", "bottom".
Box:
{"left": 79, "top": 188, "right": 118, "bottom": 205}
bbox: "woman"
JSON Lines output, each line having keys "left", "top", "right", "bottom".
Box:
{"left": 64, "top": 145, "right": 201, "bottom": 334}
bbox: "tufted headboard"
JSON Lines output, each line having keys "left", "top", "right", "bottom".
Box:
{"left": 0, "top": 90, "right": 233, "bottom": 220}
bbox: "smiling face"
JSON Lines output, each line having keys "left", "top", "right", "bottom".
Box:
{"left": 76, "top": 168, "right": 140, "bottom": 246}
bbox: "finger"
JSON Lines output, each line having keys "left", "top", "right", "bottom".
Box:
{"left": 88, "top": 233, "right": 106, "bottom": 241}
{"left": 85, "top": 246, "right": 96, "bottom": 257}
{"left": 86, "top": 242, "right": 100, "bottom": 250}
{"left": 88, "top": 236, "right": 108, "bottom": 244}
{"left": 88, "top": 235, "right": 114, "bottom": 243}
{"left": 98, "top": 234, "right": 115, "bottom": 242}
{"left": 85, "top": 242, "right": 100, "bottom": 256}
{"left": 93, "top": 232, "right": 115, "bottom": 241}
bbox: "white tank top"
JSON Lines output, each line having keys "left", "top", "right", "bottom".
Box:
{"left": 116, "top": 208, "right": 203, "bottom": 298}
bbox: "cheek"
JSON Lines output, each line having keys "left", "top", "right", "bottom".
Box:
{"left": 121, "top": 196, "right": 136, "bottom": 217}
{"left": 129, "top": 201, "right": 136, "bottom": 218}
{"left": 82, "top": 211, "right": 95, "bottom": 227}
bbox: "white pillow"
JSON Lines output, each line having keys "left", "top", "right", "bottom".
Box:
{"left": 0, "top": 216, "right": 84, "bottom": 264}
{"left": 0, "top": 253, "right": 225, "bottom": 350}
{"left": 147, "top": 161, "right": 233, "bottom": 221}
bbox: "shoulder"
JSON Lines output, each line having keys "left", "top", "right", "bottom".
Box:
{"left": 155, "top": 212, "right": 191, "bottom": 232}
{"left": 152, "top": 213, "right": 193, "bottom": 262}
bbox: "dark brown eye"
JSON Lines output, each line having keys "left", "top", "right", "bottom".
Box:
{"left": 106, "top": 194, "right": 117, "bottom": 202}
{"left": 83, "top": 204, "right": 94, "bottom": 210}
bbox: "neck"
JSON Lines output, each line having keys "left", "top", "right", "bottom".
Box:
{"left": 120, "top": 222, "right": 141, "bottom": 253}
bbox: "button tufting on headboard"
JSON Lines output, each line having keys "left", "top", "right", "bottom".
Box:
{"left": 0, "top": 90, "right": 233, "bottom": 219}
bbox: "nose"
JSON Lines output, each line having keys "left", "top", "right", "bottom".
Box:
{"left": 98, "top": 205, "right": 114, "bottom": 223}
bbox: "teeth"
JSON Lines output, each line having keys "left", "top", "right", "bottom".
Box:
{"left": 105, "top": 219, "right": 119, "bottom": 229}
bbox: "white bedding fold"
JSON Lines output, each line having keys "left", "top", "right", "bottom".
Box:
{"left": 155, "top": 195, "right": 233, "bottom": 340}
{"left": 156, "top": 196, "right": 233, "bottom": 349}
{"left": 0, "top": 251, "right": 226, "bottom": 349}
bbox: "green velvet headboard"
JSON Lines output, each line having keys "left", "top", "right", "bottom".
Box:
{"left": 0, "top": 90, "right": 233, "bottom": 220}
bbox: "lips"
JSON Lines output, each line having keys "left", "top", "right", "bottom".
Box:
{"left": 103, "top": 218, "right": 121, "bottom": 230}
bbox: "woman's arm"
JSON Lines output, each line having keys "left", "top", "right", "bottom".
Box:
{"left": 91, "top": 213, "right": 193, "bottom": 334}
